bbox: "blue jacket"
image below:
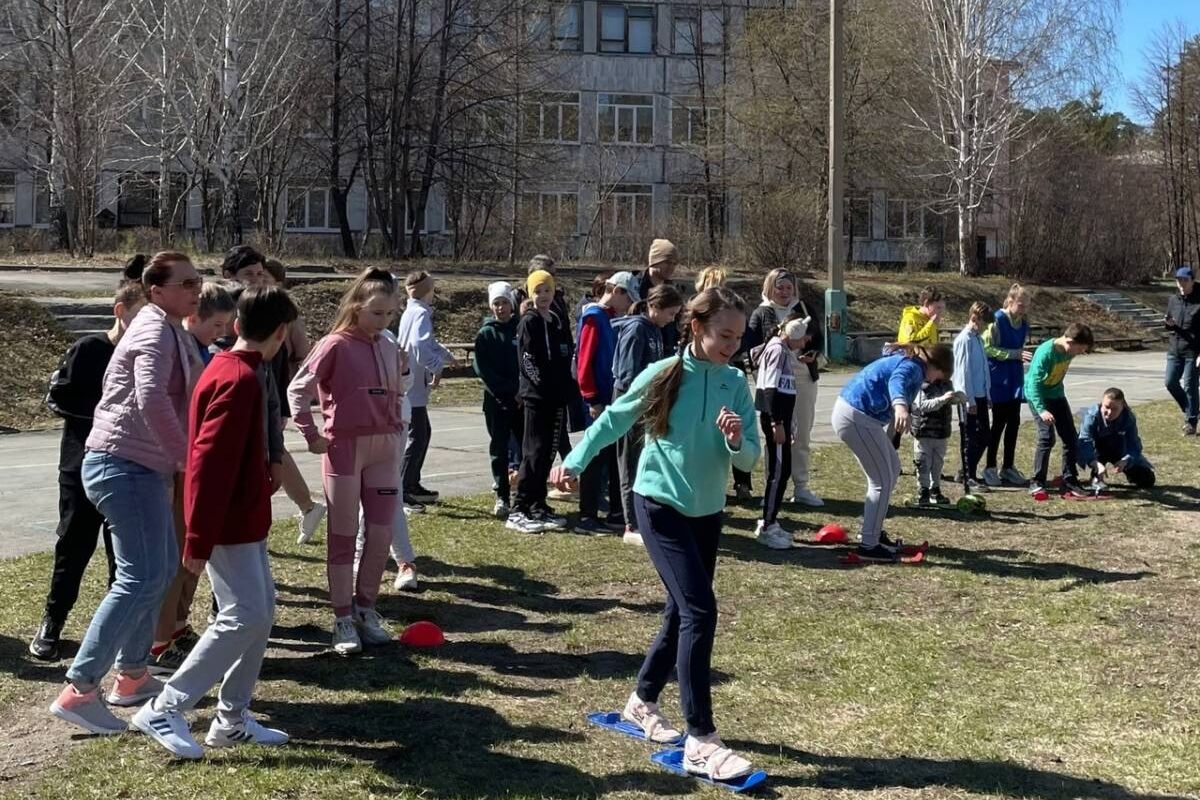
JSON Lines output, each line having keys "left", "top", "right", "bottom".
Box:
{"left": 840, "top": 354, "right": 926, "bottom": 424}
{"left": 611, "top": 314, "right": 663, "bottom": 395}
{"left": 984, "top": 309, "right": 1028, "bottom": 403}
{"left": 575, "top": 303, "right": 617, "bottom": 406}
{"left": 1077, "top": 404, "right": 1150, "bottom": 469}
{"left": 953, "top": 327, "right": 990, "bottom": 406}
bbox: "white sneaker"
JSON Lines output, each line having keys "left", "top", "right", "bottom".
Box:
{"left": 492, "top": 498, "right": 510, "bottom": 519}
{"left": 754, "top": 521, "right": 793, "bottom": 550}
{"left": 1092, "top": 477, "right": 1109, "bottom": 493}
{"left": 353, "top": 606, "right": 393, "bottom": 645}
{"left": 791, "top": 487, "right": 825, "bottom": 507}
{"left": 982, "top": 467, "right": 1002, "bottom": 487}
{"left": 1001, "top": 467, "right": 1028, "bottom": 485}
{"left": 132, "top": 700, "right": 203, "bottom": 759}
{"left": 505, "top": 511, "right": 547, "bottom": 534}
{"left": 394, "top": 562, "right": 419, "bottom": 592}
{"left": 332, "top": 616, "right": 362, "bottom": 655}
{"left": 296, "top": 502, "right": 327, "bottom": 544}
{"left": 622, "top": 530, "right": 644, "bottom": 547}
{"left": 205, "top": 709, "right": 289, "bottom": 747}
{"left": 621, "top": 690, "right": 682, "bottom": 743}
{"left": 683, "top": 733, "right": 754, "bottom": 781}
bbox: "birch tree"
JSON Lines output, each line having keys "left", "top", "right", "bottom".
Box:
{"left": 907, "top": 0, "right": 1117, "bottom": 274}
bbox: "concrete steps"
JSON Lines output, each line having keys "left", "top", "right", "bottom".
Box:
{"left": 32, "top": 296, "right": 113, "bottom": 339}
{"left": 1069, "top": 289, "right": 1167, "bottom": 339}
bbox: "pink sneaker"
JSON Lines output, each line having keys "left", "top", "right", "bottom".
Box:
{"left": 107, "top": 671, "right": 164, "bottom": 707}
{"left": 50, "top": 684, "right": 126, "bottom": 734}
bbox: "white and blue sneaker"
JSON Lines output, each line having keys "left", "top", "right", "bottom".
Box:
{"left": 132, "top": 700, "right": 203, "bottom": 759}
{"left": 205, "top": 709, "right": 288, "bottom": 748}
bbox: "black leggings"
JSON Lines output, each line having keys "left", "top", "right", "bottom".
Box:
{"left": 44, "top": 472, "right": 116, "bottom": 625}
{"left": 760, "top": 414, "right": 792, "bottom": 525}
{"left": 963, "top": 398, "right": 990, "bottom": 480}
{"left": 634, "top": 493, "right": 721, "bottom": 737}
{"left": 987, "top": 400, "right": 1022, "bottom": 470}
{"left": 515, "top": 400, "right": 563, "bottom": 513}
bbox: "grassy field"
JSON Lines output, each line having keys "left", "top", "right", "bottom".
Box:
{"left": 0, "top": 296, "right": 76, "bottom": 432}
{"left": 0, "top": 400, "right": 1197, "bottom": 799}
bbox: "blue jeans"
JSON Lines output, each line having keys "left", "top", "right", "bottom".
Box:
{"left": 1165, "top": 352, "right": 1198, "bottom": 425}
{"left": 68, "top": 452, "right": 176, "bottom": 686}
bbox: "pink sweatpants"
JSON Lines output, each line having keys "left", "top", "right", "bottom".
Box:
{"left": 323, "top": 433, "right": 402, "bottom": 617}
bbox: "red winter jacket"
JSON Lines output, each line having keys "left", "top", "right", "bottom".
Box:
{"left": 184, "top": 349, "right": 272, "bottom": 561}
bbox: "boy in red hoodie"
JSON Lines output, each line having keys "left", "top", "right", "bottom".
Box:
{"left": 132, "top": 286, "right": 298, "bottom": 759}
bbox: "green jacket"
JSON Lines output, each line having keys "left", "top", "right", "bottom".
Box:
{"left": 1023, "top": 339, "right": 1073, "bottom": 414}
{"left": 473, "top": 316, "right": 520, "bottom": 404}
{"left": 564, "top": 348, "right": 760, "bottom": 518}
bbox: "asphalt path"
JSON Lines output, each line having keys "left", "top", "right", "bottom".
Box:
{"left": 0, "top": 351, "right": 1173, "bottom": 560}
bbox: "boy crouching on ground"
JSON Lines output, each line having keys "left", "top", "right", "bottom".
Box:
{"left": 1077, "top": 387, "right": 1156, "bottom": 491}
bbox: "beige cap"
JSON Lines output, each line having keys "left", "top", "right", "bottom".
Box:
{"left": 647, "top": 238, "right": 678, "bottom": 268}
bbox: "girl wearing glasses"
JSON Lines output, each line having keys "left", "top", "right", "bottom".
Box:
{"left": 51, "top": 251, "right": 205, "bottom": 734}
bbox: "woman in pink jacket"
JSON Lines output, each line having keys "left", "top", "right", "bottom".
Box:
{"left": 288, "top": 268, "right": 406, "bottom": 656}
{"left": 51, "top": 252, "right": 204, "bottom": 734}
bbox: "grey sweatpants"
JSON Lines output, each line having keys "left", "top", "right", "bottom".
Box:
{"left": 156, "top": 540, "right": 274, "bottom": 724}
{"left": 831, "top": 397, "right": 900, "bottom": 548}
{"left": 913, "top": 437, "right": 948, "bottom": 491}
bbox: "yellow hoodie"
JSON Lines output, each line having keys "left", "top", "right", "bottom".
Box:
{"left": 897, "top": 305, "right": 938, "bottom": 345}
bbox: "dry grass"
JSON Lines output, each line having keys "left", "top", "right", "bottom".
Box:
{"left": 0, "top": 295, "right": 76, "bottom": 431}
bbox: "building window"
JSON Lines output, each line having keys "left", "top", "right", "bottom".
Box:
{"left": 599, "top": 4, "right": 654, "bottom": 54}
{"left": 522, "top": 190, "right": 578, "bottom": 231}
{"left": 286, "top": 184, "right": 332, "bottom": 230}
{"left": 671, "top": 98, "right": 720, "bottom": 145}
{"left": 523, "top": 92, "right": 580, "bottom": 143}
{"left": 924, "top": 206, "right": 945, "bottom": 240}
{"left": 886, "top": 198, "right": 905, "bottom": 239}
{"left": 603, "top": 184, "right": 652, "bottom": 231}
{"left": 843, "top": 196, "right": 871, "bottom": 239}
{"left": 117, "top": 175, "right": 157, "bottom": 228}
{"left": 528, "top": 2, "right": 581, "bottom": 50}
{"left": 905, "top": 202, "right": 924, "bottom": 238}
{"left": 598, "top": 93, "right": 654, "bottom": 144}
{"left": 34, "top": 178, "right": 50, "bottom": 225}
{"left": 0, "top": 172, "right": 14, "bottom": 224}
{"left": 672, "top": 8, "right": 722, "bottom": 54}
{"left": 671, "top": 188, "right": 724, "bottom": 232}
{"left": 980, "top": 192, "right": 995, "bottom": 214}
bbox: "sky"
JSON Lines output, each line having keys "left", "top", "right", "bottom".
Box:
{"left": 1110, "top": 0, "right": 1200, "bottom": 123}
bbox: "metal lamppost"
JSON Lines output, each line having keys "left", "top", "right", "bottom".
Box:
{"left": 825, "top": 0, "right": 848, "bottom": 361}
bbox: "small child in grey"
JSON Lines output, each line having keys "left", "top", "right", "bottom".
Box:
{"left": 909, "top": 378, "right": 960, "bottom": 505}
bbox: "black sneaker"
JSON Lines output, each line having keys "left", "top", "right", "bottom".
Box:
{"left": 856, "top": 543, "right": 900, "bottom": 563}
{"left": 149, "top": 642, "right": 188, "bottom": 676}
{"left": 930, "top": 489, "right": 950, "bottom": 505}
{"left": 1184, "top": 422, "right": 1197, "bottom": 436}
{"left": 916, "top": 489, "right": 931, "bottom": 507}
{"left": 602, "top": 513, "right": 625, "bottom": 532}
{"left": 1060, "top": 477, "right": 1086, "bottom": 496}
{"left": 29, "top": 616, "right": 63, "bottom": 661}
{"left": 573, "top": 517, "right": 612, "bottom": 536}
{"left": 402, "top": 496, "right": 427, "bottom": 514}
{"left": 409, "top": 485, "right": 440, "bottom": 503}
{"left": 173, "top": 625, "right": 201, "bottom": 655}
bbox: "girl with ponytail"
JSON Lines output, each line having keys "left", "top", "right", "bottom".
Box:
{"left": 832, "top": 342, "right": 954, "bottom": 562}
{"left": 550, "top": 287, "right": 762, "bottom": 782}
{"left": 288, "top": 268, "right": 407, "bottom": 656}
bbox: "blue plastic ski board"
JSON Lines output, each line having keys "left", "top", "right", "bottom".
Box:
{"left": 649, "top": 748, "right": 768, "bottom": 793}
{"left": 586, "top": 712, "right": 685, "bottom": 746}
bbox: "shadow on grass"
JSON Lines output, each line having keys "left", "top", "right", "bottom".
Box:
{"left": 252, "top": 696, "right": 692, "bottom": 798}
{"left": 0, "top": 631, "right": 70, "bottom": 686}
{"left": 732, "top": 741, "right": 1194, "bottom": 800}
{"left": 714, "top": 529, "right": 1154, "bottom": 587}
{"left": 1147, "top": 483, "right": 1200, "bottom": 513}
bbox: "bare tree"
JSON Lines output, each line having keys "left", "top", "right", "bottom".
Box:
{"left": 907, "top": 0, "right": 1118, "bottom": 275}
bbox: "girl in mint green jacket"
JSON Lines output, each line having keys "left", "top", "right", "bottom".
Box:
{"left": 554, "top": 287, "right": 760, "bottom": 782}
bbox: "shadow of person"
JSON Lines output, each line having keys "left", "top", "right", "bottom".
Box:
{"left": 417, "top": 578, "right": 662, "bottom": 617}
{"left": 727, "top": 740, "right": 1193, "bottom": 800}
{"left": 1144, "top": 483, "right": 1200, "bottom": 513}
{"left": 246, "top": 696, "right": 692, "bottom": 799}
{"left": 0, "top": 631, "right": 75, "bottom": 686}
